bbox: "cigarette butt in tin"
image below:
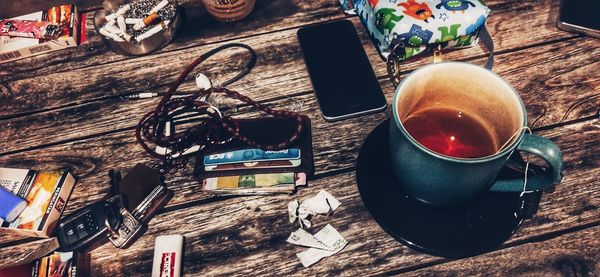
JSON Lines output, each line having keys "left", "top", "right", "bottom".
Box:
{"left": 99, "top": 27, "right": 124, "bottom": 42}
{"left": 105, "top": 4, "right": 131, "bottom": 22}
{"left": 125, "top": 18, "right": 143, "bottom": 24}
{"left": 122, "top": 32, "right": 132, "bottom": 42}
{"left": 148, "top": 0, "right": 170, "bottom": 15}
{"left": 135, "top": 20, "right": 170, "bottom": 42}
{"left": 117, "top": 16, "right": 127, "bottom": 32}
{"left": 116, "top": 16, "right": 132, "bottom": 41}
{"left": 133, "top": 13, "right": 160, "bottom": 31}
{"left": 104, "top": 23, "right": 122, "bottom": 35}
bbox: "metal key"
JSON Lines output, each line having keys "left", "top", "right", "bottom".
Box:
{"left": 132, "top": 184, "right": 172, "bottom": 222}
{"left": 108, "top": 207, "right": 143, "bottom": 248}
{"left": 108, "top": 185, "right": 172, "bottom": 249}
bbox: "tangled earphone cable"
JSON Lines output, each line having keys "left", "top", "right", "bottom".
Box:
{"left": 135, "top": 43, "right": 307, "bottom": 174}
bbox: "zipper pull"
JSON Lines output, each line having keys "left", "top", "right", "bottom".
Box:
{"left": 386, "top": 50, "right": 402, "bottom": 87}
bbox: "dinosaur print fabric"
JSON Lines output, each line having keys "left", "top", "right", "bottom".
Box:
{"left": 338, "top": 0, "right": 490, "bottom": 61}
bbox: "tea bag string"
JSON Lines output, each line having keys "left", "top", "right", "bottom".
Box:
{"left": 499, "top": 126, "right": 533, "bottom": 195}
{"left": 500, "top": 126, "right": 534, "bottom": 218}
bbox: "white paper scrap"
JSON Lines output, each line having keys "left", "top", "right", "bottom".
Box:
{"left": 295, "top": 224, "right": 348, "bottom": 268}
{"left": 318, "top": 190, "right": 341, "bottom": 211}
{"left": 300, "top": 218, "right": 312, "bottom": 229}
{"left": 288, "top": 199, "right": 299, "bottom": 224}
{"left": 290, "top": 190, "right": 342, "bottom": 229}
{"left": 286, "top": 228, "right": 333, "bottom": 251}
{"left": 300, "top": 190, "right": 341, "bottom": 215}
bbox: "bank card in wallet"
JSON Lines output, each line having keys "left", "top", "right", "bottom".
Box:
{"left": 206, "top": 159, "right": 302, "bottom": 172}
{"left": 195, "top": 117, "right": 314, "bottom": 195}
{"left": 202, "top": 172, "right": 307, "bottom": 195}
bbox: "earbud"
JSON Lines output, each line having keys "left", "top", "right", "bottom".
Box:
{"left": 195, "top": 73, "right": 212, "bottom": 90}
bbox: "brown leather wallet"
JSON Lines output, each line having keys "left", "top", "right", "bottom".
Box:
{"left": 193, "top": 116, "right": 314, "bottom": 180}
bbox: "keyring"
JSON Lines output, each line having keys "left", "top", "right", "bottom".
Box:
{"left": 105, "top": 218, "right": 120, "bottom": 238}
{"left": 386, "top": 43, "right": 405, "bottom": 87}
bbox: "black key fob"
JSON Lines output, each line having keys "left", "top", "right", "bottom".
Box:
{"left": 55, "top": 198, "right": 122, "bottom": 252}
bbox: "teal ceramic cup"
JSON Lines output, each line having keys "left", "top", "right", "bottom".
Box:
{"left": 390, "top": 62, "right": 563, "bottom": 206}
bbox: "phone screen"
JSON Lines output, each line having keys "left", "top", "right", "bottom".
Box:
{"left": 559, "top": 0, "right": 600, "bottom": 30}
{"left": 297, "top": 20, "right": 386, "bottom": 121}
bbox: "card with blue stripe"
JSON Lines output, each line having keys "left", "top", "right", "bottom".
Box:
{"left": 204, "top": 148, "right": 301, "bottom": 166}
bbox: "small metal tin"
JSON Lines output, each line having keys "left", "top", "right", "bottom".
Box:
{"left": 94, "top": 0, "right": 181, "bottom": 56}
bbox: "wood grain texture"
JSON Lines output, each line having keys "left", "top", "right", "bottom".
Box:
{"left": 76, "top": 120, "right": 598, "bottom": 276}
{"left": 0, "top": 238, "right": 59, "bottom": 269}
{"left": 1, "top": 0, "right": 598, "bottom": 275}
{"left": 0, "top": 0, "right": 344, "bottom": 83}
{"left": 406, "top": 226, "right": 600, "bottom": 276}
{"left": 0, "top": 60, "right": 597, "bottom": 215}
{"left": 0, "top": 0, "right": 579, "bottom": 115}
{"left": 0, "top": 30, "right": 597, "bottom": 155}
{"left": 0, "top": 52, "right": 596, "bottom": 211}
{"left": 0, "top": 115, "right": 597, "bottom": 274}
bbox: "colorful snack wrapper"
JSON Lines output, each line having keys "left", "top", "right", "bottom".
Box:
{"left": 0, "top": 19, "right": 62, "bottom": 39}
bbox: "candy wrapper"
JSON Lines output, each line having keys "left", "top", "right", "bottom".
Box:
{"left": 0, "top": 19, "right": 62, "bottom": 39}
{"left": 0, "top": 4, "right": 82, "bottom": 64}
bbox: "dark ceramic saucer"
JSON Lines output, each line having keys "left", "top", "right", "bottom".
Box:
{"left": 356, "top": 120, "right": 543, "bottom": 258}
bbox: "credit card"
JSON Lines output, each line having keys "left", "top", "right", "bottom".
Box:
{"left": 203, "top": 148, "right": 301, "bottom": 166}
{"left": 205, "top": 159, "right": 301, "bottom": 172}
{"left": 202, "top": 172, "right": 307, "bottom": 190}
{"left": 203, "top": 173, "right": 294, "bottom": 189}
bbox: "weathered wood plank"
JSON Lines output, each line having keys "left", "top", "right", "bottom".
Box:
{"left": 0, "top": 91, "right": 596, "bottom": 222}
{"left": 0, "top": 238, "right": 59, "bottom": 270}
{"left": 405, "top": 225, "right": 600, "bottom": 276}
{"left": 0, "top": 0, "right": 579, "bottom": 115}
{"left": 4, "top": 125, "right": 597, "bottom": 275}
{"left": 1, "top": 32, "right": 598, "bottom": 155}
{"left": 77, "top": 120, "right": 599, "bottom": 276}
{"left": 0, "top": 42, "right": 597, "bottom": 211}
{"left": 0, "top": 0, "right": 344, "bottom": 82}
{"left": 0, "top": 1, "right": 596, "bottom": 274}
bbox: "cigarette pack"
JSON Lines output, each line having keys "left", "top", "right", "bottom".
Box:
{"left": 0, "top": 5, "right": 84, "bottom": 64}
{"left": 0, "top": 167, "right": 77, "bottom": 238}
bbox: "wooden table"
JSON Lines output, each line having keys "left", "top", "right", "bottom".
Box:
{"left": 1, "top": 0, "right": 599, "bottom": 275}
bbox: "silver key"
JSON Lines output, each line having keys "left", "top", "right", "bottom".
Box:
{"left": 108, "top": 207, "right": 143, "bottom": 248}
{"left": 132, "top": 184, "right": 172, "bottom": 223}
{"left": 108, "top": 185, "right": 172, "bottom": 249}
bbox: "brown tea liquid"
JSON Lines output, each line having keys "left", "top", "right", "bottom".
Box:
{"left": 402, "top": 107, "right": 498, "bottom": 158}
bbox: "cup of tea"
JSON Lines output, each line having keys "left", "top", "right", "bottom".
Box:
{"left": 389, "top": 62, "right": 563, "bottom": 206}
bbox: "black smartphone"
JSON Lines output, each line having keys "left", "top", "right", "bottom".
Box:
{"left": 557, "top": 0, "right": 600, "bottom": 38}
{"left": 297, "top": 20, "right": 387, "bottom": 122}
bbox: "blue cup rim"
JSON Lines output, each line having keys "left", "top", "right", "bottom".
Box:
{"left": 391, "top": 62, "right": 527, "bottom": 163}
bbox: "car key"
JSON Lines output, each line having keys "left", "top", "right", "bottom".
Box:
{"left": 109, "top": 184, "right": 172, "bottom": 249}
{"left": 55, "top": 195, "right": 123, "bottom": 251}
{"left": 108, "top": 207, "right": 143, "bottom": 248}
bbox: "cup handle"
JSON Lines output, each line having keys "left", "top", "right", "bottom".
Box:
{"left": 490, "top": 133, "right": 563, "bottom": 192}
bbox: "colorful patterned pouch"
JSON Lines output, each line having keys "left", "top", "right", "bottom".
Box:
{"left": 338, "top": 0, "right": 494, "bottom": 85}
